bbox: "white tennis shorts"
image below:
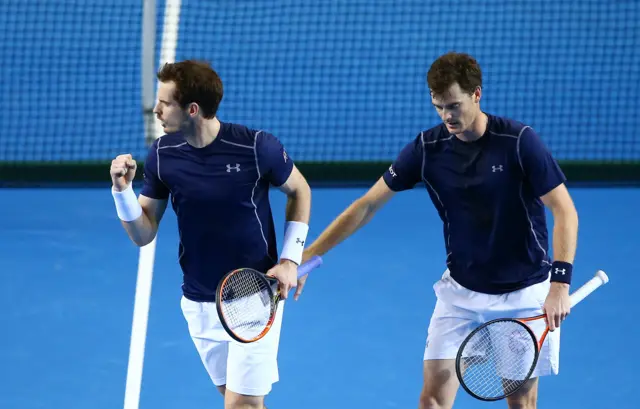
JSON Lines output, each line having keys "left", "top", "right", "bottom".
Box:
{"left": 424, "top": 270, "right": 560, "bottom": 378}
{"left": 180, "top": 296, "right": 285, "bottom": 396}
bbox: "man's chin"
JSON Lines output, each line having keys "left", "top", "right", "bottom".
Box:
{"left": 161, "top": 124, "right": 179, "bottom": 133}
{"left": 445, "top": 122, "right": 462, "bottom": 133}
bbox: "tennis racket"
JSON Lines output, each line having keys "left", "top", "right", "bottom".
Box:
{"left": 215, "top": 255, "right": 323, "bottom": 343}
{"left": 455, "top": 270, "right": 609, "bottom": 401}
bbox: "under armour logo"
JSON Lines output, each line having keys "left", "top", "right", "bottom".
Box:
{"left": 492, "top": 165, "right": 504, "bottom": 172}
{"left": 226, "top": 163, "right": 240, "bottom": 172}
{"left": 296, "top": 238, "right": 305, "bottom": 246}
{"left": 554, "top": 268, "right": 566, "bottom": 275}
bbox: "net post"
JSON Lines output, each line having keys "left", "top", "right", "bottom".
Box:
{"left": 142, "top": 0, "right": 157, "bottom": 146}
{"left": 153, "top": 0, "right": 183, "bottom": 141}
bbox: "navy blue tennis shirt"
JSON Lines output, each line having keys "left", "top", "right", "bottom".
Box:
{"left": 140, "top": 121, "right": 293, "bottom": 302}
{"left": 383, "top": 114, "right": 566, "bottom": 294}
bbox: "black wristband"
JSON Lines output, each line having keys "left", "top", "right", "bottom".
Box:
{"left": 550, "top": 261, "right": 573, "bottom": 284}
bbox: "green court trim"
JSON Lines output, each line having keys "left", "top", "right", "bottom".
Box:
{"left": 1, "top": 161, "right": 639, "bottom": 186}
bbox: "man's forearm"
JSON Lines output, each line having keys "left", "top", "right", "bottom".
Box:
{"left": 284, "top": 187, "right": 311, "bottom": 224}
{"left": 306, "top": 198, "right": 376, "bottom": 257}
{"left": 278, "top": 185, "right": 312, "bottom": 265}
{"left": 549, "top": 207, "right": 579, "bottom": 289}
{"left": 113, "top": 185, "right": 159, "bottom": 247}
{"left": 551, "top": 208, "right": 578, "bottom": 264}
{"left": 121, "top": 210, "right": 158, "bottom": 247}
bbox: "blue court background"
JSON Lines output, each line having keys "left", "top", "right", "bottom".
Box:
{"left": 0, "top": 186, "right": 636, "bottom": 409}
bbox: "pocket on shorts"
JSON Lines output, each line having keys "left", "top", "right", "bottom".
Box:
{"left": 530, "top": 276, "right": 551, "bottom": 309}
{"left": 180, "top": 296, "right": 204, "bottom": 318}
{"left": 433, "top": 269, "right": 481, "bottom": 309}
{"left": 433, "top": 269, "right": 452, "bottom": 295}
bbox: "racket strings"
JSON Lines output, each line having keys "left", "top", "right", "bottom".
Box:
{"left": 459, "top": 321, "right": 537, "bottom": 399}
{"left": 219, "top": 270, "right": 274, "bottom": 340}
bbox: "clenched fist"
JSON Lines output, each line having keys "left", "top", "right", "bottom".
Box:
{"left": 110, "top": 154, "right": 137, "bottom": 191}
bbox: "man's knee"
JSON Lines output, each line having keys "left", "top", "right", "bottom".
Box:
{"left": 224, "top": 389, "right": 265, "bottom": 409}
{"left": 506, "top": 378, "right": 538, "bottom": 409}
{"left": 418, "top": 359, "right": 459, "bottom": 409}
{"left": 418, "top": 393, "right": 452, "bottom": 409}
{"left": 507, "top": 400, "right": 537, "bottom": 409}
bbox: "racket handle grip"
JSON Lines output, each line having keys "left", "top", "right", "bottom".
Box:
{"left": 297, "top": 255, "right": 323, "bottom": 278}
{"left": 569, "top": 270, "right": 609, "bottom": 308}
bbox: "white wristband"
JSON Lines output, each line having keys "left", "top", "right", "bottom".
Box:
{"left": 112, "top": 184, "right": 143, "bottom": 222}
{"left": 279, "top": 221, "right": 309, "bottom": 265}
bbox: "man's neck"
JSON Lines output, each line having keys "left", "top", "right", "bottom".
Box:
{"left": 185, "top": 117, "right": 221, "bottom": 148}
{"left": 455, "top": 112, "right": 488, "bottom": 142}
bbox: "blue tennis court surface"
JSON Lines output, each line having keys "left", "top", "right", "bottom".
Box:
{"left": 1, "top": 186, "right": 636, "bottom": 409}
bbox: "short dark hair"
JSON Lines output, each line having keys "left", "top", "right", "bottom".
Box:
{"left": 157, "top": 60, "right": 223, "bottom": 119}
{"left": 427, "top": 52, "right": 482, "bottom": 96}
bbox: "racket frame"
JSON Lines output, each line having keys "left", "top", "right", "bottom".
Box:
{"left": 455, "top": 317, "right": 541, "bottom": 401}
{"left": 215, "top": 269, "right": 280, "bottom": 344}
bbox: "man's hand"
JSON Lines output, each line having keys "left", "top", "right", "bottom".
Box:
{"left": 293, "top": 275, "right": 308, "bottom": 301}
{"left": 543, "top": 282, "right": 571, "bottom": 331}
{"left": 110, "top": 154, "right": 137, "bottom": 191}
{"left": 266, "top": 259, "right": 298, "bottom": 299}
{"left": 293, "top": 249, "right": 317, "bottom": 301}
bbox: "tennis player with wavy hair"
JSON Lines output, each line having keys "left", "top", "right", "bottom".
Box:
{"left": 302, "top": 52, "right": 579, "bottom": 409}
{"left": 109, "top": 60, "right": 311, "bottom": 409}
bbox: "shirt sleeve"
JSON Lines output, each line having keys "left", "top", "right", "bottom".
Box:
{"left": 256, "top": 131, "right": 294, "bottom": 187}
{"left": 139, "top": 139, "right": 170, "bottom": 200}
{"left": 517, "top": 126, "right": 566, "bottom": 198}
{"left": 383, "top": 134, "right": 424, "bottom": 191}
